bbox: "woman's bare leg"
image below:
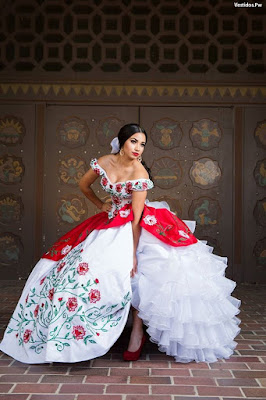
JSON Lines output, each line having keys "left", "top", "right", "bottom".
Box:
{"left": 126, "top": 308, "right": 144, "bottom": 352}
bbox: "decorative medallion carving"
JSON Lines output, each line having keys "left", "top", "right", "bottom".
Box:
{"left": 253, "top": 238, "right": 266, "bottom": 267}
{"left": 57, "top": 194, "right": 88, "bottom": 224}
{"left": 254, "top": 120, "right": 266, "bottom": 149}
{"left": 0, "top": 232, "right": 23, "bottom": 265}
{"left": 151, "top": 157, "right": 183, "bottom": 189}
{"left": 0, "top": 154, "right": 25, "bottom": 184}
{"left": 190, "top": 158, "right": 221, "bottom": 189}
{"left": 0, "top": 193, "right": 24, "bottom": 224}
{"left": 58, "top": 156, "right": 88, "bottom": 187}
{"left": 0, "top": 115, "right": 25, "bottom": 146}
{"left": 254, "top": 198, "right": 266, "bottom": 227}
{"left": 150, "top": 118, "right": 183, "bottom": 150}
{"left": 189, "top": 197, "right": 221, "bottom": 227}
{"left": 190, "top": 118, "right": 221, "bottom": 150}
{"left": 57, "top": 117, "right": 89, "bottom": 148}
{"left": 96, "top": 117, "right": 125, "bottom": 147}
{"left": 254, "top": 159, "right": 266, "bottom": 187}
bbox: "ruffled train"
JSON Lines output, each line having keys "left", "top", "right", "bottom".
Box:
{"left": 131, "top": 222, "right": 241, "bottom": 363}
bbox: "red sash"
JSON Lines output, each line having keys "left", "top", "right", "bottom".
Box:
{"left": 43, "top": 204, "right": 197, "bottom": 261}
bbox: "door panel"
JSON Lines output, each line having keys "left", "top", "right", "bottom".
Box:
{"left": 43, "top": 106, "right": 138, "bottom": 252}
{"left": 140, "top": 106, "right": 234, "bottom": 278}
{"left": 0, "top": 105, "right": 36, "bottom": 279}
{"left": 243, "top": 108, "right": 266, "bottom": 283}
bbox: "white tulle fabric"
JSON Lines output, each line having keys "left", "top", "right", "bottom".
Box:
{"left": 131, "top": 203, "right": 241, "bottom": 363}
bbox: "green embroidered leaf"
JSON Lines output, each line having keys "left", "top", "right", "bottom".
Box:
{"left": 81, "top": 298, "right": 87, "bottom": 304}
{"left": 89, "top": 340, "right": 96, "bottom": 343}
{"left": 80, "top": 316, "right": 85, "bottom": 322}
{"left": 92, "top": 322, "right": 98, "bottom": 326}
{"left": 30, "top": 311, "right": 33, "bottom": 318}
{"left": 18, "top": 313, "right": 22, "bottom": 319}
{"left": 30, "top": 345, "right": 36, "bottom": 350}
{"left": 64, "top": 343, "right": 70, "bottom": 347}
{"left": 7, "top": 328, "right": 13, "bottom": 333}
{"left": 117, "top": 317, "right": 121, "bottom": 321}
{"left": 20, "top": 303, "right": 23, "bottom": 309}
{"left": 64, "top": 332, "right": 70, "bottom": 339}
{"left": 45, "top": 302, "right": 48, "bottom": 310}
{"left": 100, "top": 305, "right": 106, "bottom": 310}
{"left": 77, "top": 306, "right": 82, "bottom": 312}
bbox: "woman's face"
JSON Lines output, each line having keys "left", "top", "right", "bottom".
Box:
{"left": 122, "top": 132, "right": 146, "bottom": 160}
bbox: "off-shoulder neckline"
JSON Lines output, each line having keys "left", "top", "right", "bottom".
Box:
{"left": 91, "top": 158, "right": 152, "bottom": 185}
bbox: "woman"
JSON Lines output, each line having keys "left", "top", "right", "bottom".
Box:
{"left": 0, "top": 123, "right": 240, "bottom": 364}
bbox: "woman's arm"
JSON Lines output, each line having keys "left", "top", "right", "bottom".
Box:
{"left": 79, "top": 166, "right": 111, "bottom": 213}
{"left": 131, "top": 189, "right": 147, "bottom": 277}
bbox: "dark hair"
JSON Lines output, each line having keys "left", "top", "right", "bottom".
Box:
{"left": 117, "top": 123, "right": 152, "bottom": 180}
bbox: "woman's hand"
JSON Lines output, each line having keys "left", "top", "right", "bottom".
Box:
{"left": 101, "top": 202, "right": 112, "bottom": 213}
{"left": 130, "top": 254, "right": 138, "bottom": 278}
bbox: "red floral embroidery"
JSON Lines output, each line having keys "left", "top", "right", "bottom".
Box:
{"left": 102, "top": 177, "right": 108, "bottom": 186}
{"left": 58, "top": 297, "right": 63, "bottom": 302}
{"left": 96, "top": 332, "right": 100, "bottom": 336}
{"left": 125, "top": 181, "right": 133, "bottom": 194}
{"left": 40, "top": 277, "right": 46, "bottom": 285}
{"left": 57, "top": 262, "right": 65, "bottom": 273}
{"left": 89, "top": 289, "right": 101, "bottom": 303}
{"left": 94, "top": 278, "right": 99, "bottom": 284}
{"left": 48, "top": 288, "right": 54, "bottom": 301}
{"left": 34, "top": 305, "right": 39, "bottom": 317}
{"left": 25, "top": 294, "right": 29, "bottom": 303}
{"left": 72, "top": 325, "right": 86, "bottom": 340}
{"left": 16, "top": 333, "right": 18, "bottom": 338}
{"left": 116, "top": 183, "right": 122, "bottom": 192}
{"left": 23, "top": 329, "right": 32, "bottom": 343}
{"left": 142, "top": 181, "right": 148, "bottom": 190}
{"left": 66, "top": 297, "right": 78, "bottom": 311}
{"left": 113, "top": 196, "right": 121, "bottom": 205}
{"left": 94, "top": 167, "right": 100, "bottom": 175}
{"left": 77, "top": 262, "right": 89, "bottom": 275}
{"left": 109, "top": 184, "right": 113, "bottom": 189}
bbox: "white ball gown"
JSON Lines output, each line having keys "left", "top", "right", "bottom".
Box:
{"left": 0, "top": 158, "right": 241, "bottom": 364}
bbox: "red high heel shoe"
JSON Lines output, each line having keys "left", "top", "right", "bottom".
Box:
{"left": 123, "top": 334, "right": 146, "bottom": 361}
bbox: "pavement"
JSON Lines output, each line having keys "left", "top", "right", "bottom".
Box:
{"left": 0, "top": 281, "right": 266, "bottom": 400}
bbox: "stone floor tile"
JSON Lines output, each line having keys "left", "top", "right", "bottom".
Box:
{"left": 242, "top": 387, "right": 266, "bottom": 397}
{"left": 106, "top": 385, "right": 149, "bottom": 394}
{"left": 12, "top": 383, "right": 59, "bottom": 393}
{"left": 217, "top": 377, "right": 259, "bottom": 386}
{"left": 0, "top": 375, "right": 41, "bottom": 383}
{"left": 197, "top": 386, "right": 243, "bottom": 396}
{"left": 110, "top": 368, "right": 149, "bottom": 376}
{"left": 151, "top": 368, "right": 190, "bottom": 376}
{"left": 151, "top": 385, "right": 195, "bottom": 395}
{"left": 59, "top": 384, "right": 104, "bottom": 394}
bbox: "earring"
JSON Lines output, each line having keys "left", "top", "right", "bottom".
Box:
{"left": 119, "top": 148, "right": 124, "bottom": 156}
{"left": 138, "top": 155, "right": 142, "bottom": 162}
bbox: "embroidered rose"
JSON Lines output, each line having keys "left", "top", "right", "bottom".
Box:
{"left": 112, "top": 195, "right": 121, "bottom": 205}
{"left": 34, "top": 305, "right": 39, "bottom": 317}
{"left": 94, "top": 278, "right": 99, "bottom": 284}
{"left": 66, "top": 297, "right": 78, "bottom": 312}
{"left": 125, "top": 181, "right": 133, "bottom": 194}
{"left": 23, "top": 329, "right": 32, "bottom": 343}
{"left": 102, "top": 177, "right": 108, "bottom": 186}
{"left": 96, "top": 332, "right": 100, "bottom": 336}
{"left": 58, "top": 297, "right": 63, "bottom": 302}
{"left": 119, "top": 209, "right": 130, "bottom": 218}
{"left": 143, "top": 215, "right": 157, "bottom": 226}
{"left": 178, "top": 230, "right": 190, "bottom": 239}
{"left": 72, "top": 325, "right": 86, "bottom": 340}
{"left": 94, "top": 167, "right": 101, "bottom": 175}
{"left": 40, "top": 277, "right": 46, "bottom": 285}
{"left": 89, "top": 289, "right": 101, "bottom": 303}
{"left": 116, "top": 183, "right": 122, "bottom": 193}
{"left": 142, "top": 181, "right": 148, "bottom": 190}
{"left": 61, "top": 245, "right": 72, "bottom": 255}
{"left": 57, "top": 262, "right": 65, "bottom": 273}
{"left": 77, "top": 262, "right": 89, "bottom": 275}
{"left": 48, "top": 288, "right": 54, "bottom": 301}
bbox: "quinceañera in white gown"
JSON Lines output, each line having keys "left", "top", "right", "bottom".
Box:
{"left": 0, "top": 158, "right": 241, "bottom": 364}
